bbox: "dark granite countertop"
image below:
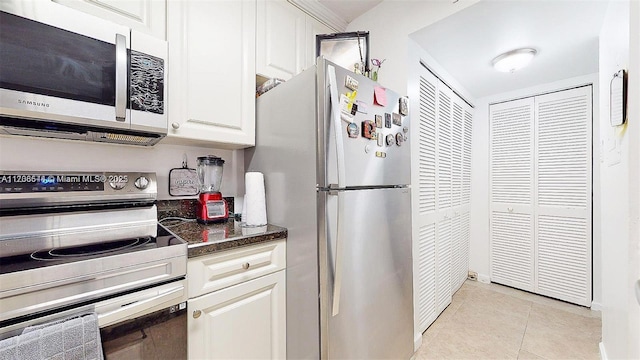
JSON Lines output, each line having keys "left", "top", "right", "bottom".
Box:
{"left": 157, "top": 199, "right": 287, "bottom": 258}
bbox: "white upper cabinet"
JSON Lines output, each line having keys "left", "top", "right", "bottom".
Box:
{"left": 256, "top": 0, "right": 306, "bottom": 80}
{"left": 166, "top": 0, "right": 256, "bottom": 149}
{"left": 51, "top": 0, "right": 166, "bottom": 39}
{"left": 257, "top": 0, "right": 334, "bottom": 80}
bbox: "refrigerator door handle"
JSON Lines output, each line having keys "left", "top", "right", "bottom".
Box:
{"left": 327, "top": 64, "right": 346, "bottom": 316}
{"left": 327, "top": 65, "right": 346, "bottom": 189}
{"left": 330, "top": 190, "right": 345, "bottom": 316}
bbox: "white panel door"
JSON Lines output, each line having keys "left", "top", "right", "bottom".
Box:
{"left": 413, "top": 72, "right": 439, "bottom": 333}
{"left": 490, "top": 98, "right": 536, "bottom": 291}
{"left": 534, "top": 86, "right": 592, "bottom": 306}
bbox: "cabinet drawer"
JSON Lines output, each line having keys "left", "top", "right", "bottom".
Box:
{"left": 188, "top": 240, "right": 286, "bottom": 298}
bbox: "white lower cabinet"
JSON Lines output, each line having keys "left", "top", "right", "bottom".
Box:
{"left": 187, "top": 240, "right": 286, "bottom": 360}
{"left": 188, "top": 270, "right": 286, "bottom": 360}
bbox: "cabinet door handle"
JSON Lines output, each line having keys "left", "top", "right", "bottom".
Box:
{"left": 508, "top": 207, "right": 514, "bottom": 213}
{"left": 171, "top": 122, "right": 180, "bottom": 129}
{"left": 242, "top": 262, "right": 250, "bottom": 270}
{"left": 193, "top": 310, "right": 202, "bottom": 319}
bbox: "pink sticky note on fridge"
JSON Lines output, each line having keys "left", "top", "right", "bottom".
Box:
{"left": 374, "top": 86, "right": 387, "bottom": 106}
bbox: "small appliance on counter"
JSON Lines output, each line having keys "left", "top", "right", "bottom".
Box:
{"left": 196, "top": 155, "right": 229, "bottom": 223}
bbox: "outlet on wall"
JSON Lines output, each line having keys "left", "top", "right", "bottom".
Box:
{"left": 467, "top": 271, "right": 478, "bottom": 281}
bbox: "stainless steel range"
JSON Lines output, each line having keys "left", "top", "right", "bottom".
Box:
{"left": 0, "top": 171, "right": 187, "bottom": 358}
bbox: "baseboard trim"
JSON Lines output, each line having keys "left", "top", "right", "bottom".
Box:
{"left": 599, "top": 341, "right": 608, "bottom": 360}
{"left": 478, "top": 273, "right": 491, "bottom": 284}
{"left": 414, "top": 331, "right": 422, "bottom": 352}
{"left": 591, "top": 301, "right": 603, "bottom": 311}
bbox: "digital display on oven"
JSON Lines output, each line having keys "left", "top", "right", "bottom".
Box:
{"left": 0, "top": 174, "right": 106, "bottom": 193}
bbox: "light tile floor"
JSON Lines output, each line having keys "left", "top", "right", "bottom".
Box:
{"left": 414, "top": 280, "right": 602, "bottom": 360}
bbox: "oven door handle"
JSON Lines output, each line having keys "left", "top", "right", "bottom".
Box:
{"left": 97, "top": 284, "right": 185, "bottom": 328}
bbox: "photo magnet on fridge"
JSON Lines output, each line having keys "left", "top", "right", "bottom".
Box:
{"left": 384, "top": 113, "right": 392, "bottom": 128}
{"left": 392, "top": 113, "right": 402, "bottom": 126}
{"left": 375, "top": 114, "right": 382, "bottom": 128}
{"left": 347, "top": 122, "right": 359, "bottom": 138}
{"left": 399, "top": 97, "right": 409, "bottom": 116}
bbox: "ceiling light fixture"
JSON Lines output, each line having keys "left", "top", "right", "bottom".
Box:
{"left": 492, "top": 48, "right": 537, "bottom": 73}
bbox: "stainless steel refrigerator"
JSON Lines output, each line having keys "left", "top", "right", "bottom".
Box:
{"left": 246, "top": 59, "right": 413, "bottom": 360}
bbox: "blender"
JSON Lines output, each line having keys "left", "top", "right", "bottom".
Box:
{"left": 196, "top": 155, "right": 228, "bottom": 223}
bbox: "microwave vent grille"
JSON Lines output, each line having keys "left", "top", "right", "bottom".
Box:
{"left": 94, "top": 133, "right": 159, "bottom": 146}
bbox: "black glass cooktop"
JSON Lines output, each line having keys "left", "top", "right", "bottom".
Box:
{"left": 0, "top": 227, "right": 184, "bottom": 275}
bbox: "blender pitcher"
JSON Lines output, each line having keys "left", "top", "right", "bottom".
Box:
{"left": 196, "top": 156, "right": 228, "bottom": 223}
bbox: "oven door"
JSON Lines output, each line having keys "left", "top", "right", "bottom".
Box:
{"left": 98, "top": 279, "right": 188, "bottom": 360}
{"left": 0, "top": 279, "right": 187, "bottom": 359}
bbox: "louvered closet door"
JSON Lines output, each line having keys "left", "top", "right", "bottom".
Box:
{"left": 450, "top": 102, "right": 464, "bottom": 293}
{"left": 490, "top": 98, "right": 536, "bottom": 292}
{"left": 435, "top": 85, "right": 453, "bottom": 313}
{"left": 534, "top": 86, "right": 592, "bottom": 306}
{"left": 414, "top": 72, "right": 439, "bottom": 332}
{"left": 436, "top": 217, "right": 452, "bottom": 313}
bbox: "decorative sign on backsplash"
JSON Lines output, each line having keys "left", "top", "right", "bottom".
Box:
{"left": 169, "top": 158, "right": 199, "bottom": 196}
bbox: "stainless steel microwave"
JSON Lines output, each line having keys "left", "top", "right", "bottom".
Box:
{"left": 0, "top": 3, "right": 168, "bottom": 146}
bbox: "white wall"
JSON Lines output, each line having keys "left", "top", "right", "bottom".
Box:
{"left": 598, "top": 0, "right": 640, "bottom": 358}
{"left": 346, "top": 0, "right": 480, "bottom": 95}
{"left": 469, "top": 73, "right": 601, "bottom": 303}
{"left": 0, "top": 136, "right": 244, "bottom": 201}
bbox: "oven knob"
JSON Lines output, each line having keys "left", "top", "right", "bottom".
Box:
{"left": 135, "top": 176, "right": 149, "bottom": 190}
{"left": 109, "top": 180, "right": 127, "bottom": 190}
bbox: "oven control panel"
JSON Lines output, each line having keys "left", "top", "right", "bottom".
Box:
{"left": 0, "top": 171, "right": 157, "bottom": 208}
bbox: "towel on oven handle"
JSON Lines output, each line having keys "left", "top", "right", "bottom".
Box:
{"left": 0, "top": 313, "right": 103, "bottom": 360}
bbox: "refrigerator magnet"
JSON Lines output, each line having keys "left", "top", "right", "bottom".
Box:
{"left": 377, "top": 134, "right": 384, "bottom": 147}
{"left": 386, "top": 134, "right": 395, "bottom": 146}
{"left": 345, "top": 75, "right": 359, "bottom": 91}
{"left": 347, "top": 122, "right": 359, "bottom": 138}
{"left": 375, "top": 114, "right": 383, "bottom": 128}
{"left": 356, "top": 100, "right": 368, "bottom": 114}
{"left": 399, "top": 97, "right": 409, "bottom": 116}
{"left": 362, "top": 120, "right": 375, "bottom": 139}
{"left": 396, "top": 132, "right": 404, "bottom": 146}
{"left": 350, "top": 103, "right": 358, "bottom": 116}
{"left": 392, "top": 113, "right": 402, "bottom": 126}
{"left": 384, "top": 113, "right": 392, "bottom": 128}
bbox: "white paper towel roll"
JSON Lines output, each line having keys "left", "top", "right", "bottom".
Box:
{"left": 245, "top": 172, "right": 267, "bottom": 226}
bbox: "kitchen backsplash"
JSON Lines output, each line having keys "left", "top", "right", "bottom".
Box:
{"left": 0, "top": 136, "right": 244, "bottom": 200}
{"left": 157, "top": 198, "right": 235, "bottom": 219}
